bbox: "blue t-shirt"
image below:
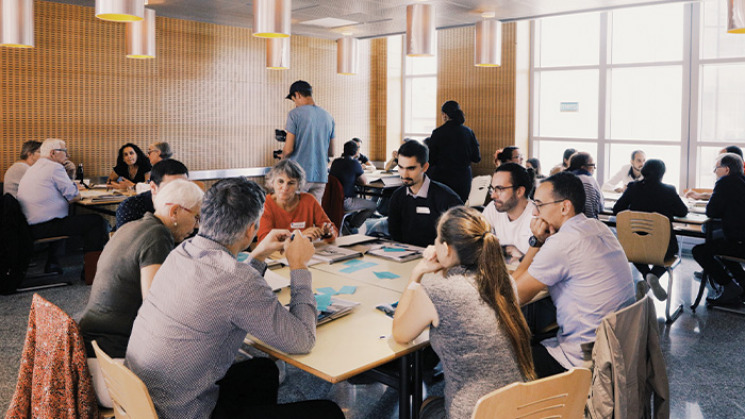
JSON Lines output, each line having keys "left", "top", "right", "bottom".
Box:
{"left": 329, "top": 156, "right": 363, "bottom": 198}
{"left": 285, "top": 104, "right": 335, "bottom": 183}
{"left": 528, "top": 214, "right": 634, "bottom": 369}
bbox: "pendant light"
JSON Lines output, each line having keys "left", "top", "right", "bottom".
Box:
{"left": 474, "top": 18, "right": 502, "bottom": 67}
{"left": 337, "top": 36, "right": 358, "bottom": 75}
{"left": 126, "top": 7, "right": 155, "bottom": 58}
{"left": 96, "top": 0, "right": 144, "bottom": 22}
{"left": 728, "top": 0, "right": 745, "bottom": 33}
{"left": 406, "top": 3, "right": 434, "bottom": 56}
{"left": 1, "top": 0, "right": 34, "bottom": 48}
{"left": 253, "top": 0, "right": 291, "bottom": 38}
{"left": 266, "top": 37, "right": 290, "bottom": 69}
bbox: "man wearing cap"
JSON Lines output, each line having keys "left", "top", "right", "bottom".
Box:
{"left": 282, "top": 80, "right": 336, "bottom": 203}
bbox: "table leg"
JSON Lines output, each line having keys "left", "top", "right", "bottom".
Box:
{"left": 412, "top": 350, "right": 422, "bottom": 419}
{"left": 399, "top": 355, "right": 411, "bottom": 419}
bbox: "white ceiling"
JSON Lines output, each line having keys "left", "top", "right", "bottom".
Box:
{"left": 49, "top": 0, "right": 692, "bottom": 39}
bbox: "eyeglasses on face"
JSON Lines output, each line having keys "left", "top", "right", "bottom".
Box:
{"left": 53, "top": 148, "right": 68, "bottom": 155}
{"left": 147, "top": 149, "right": 158, "bottom": 155}
{"left": 167, "top": 203, "right": 200, "bottom": 223}
{"left": 584, "top": 163, "right": 596, "bottom": 168}
{"left": 530, "top": 199, "right": 565, "bottom": 213}
{"left": 488, "top": 184, "right": 517, "bottom": 194}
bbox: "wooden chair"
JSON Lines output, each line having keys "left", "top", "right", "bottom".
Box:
{"left": 470, "top": 368, "right": 591, "bottom": 419}
{"left": 91, "top": 340, "right": 158, "bottom": 419}
{"left": 615, "top": 210, "right": 683, "bottom": 323}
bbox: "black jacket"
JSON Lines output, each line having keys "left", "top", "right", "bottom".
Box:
{"left": 707, "top": 174, "right": 745, "bottom": 242}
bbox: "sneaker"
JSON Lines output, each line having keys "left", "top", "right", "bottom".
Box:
{"left": 646, "top": 273, "right": 668, "bottom": 301}
{"left": 636, "top": 280, "right": 650, "bottom": 301}
{"left": 707, "top": 282, "right": 743, "bottom": 307}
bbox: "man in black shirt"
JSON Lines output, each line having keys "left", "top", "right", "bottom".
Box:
{"left": 329, "top": 141, "right": 377, "bottom": 231}
{"left": 352, "top": 138, "right": 375, "bottom": 170}
{"left": 693, "top": 153, "right": 745, "bottom": 306}
{"left": 388, "top": 140, "right": 462, "bottom": 247}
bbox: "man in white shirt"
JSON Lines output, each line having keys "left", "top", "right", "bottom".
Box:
{"left": 17, "top": 138, "right": 109, "bottom": 282}
{"left": 602, "top": 150, "right": 645, "bottom": 193}
{"left": 3, "top": 141, "right": 42, "bottom": 197}
{"left": 482, "top": 163, "right": 536, "bottom": 264}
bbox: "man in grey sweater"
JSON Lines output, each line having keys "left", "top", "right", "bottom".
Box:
{"left": 125, "top": 178, "right": 344, "bottom": 419}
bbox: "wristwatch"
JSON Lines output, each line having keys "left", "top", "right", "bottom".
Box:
{"left": 528, "top": 235, "right": 544, "bottom": 248}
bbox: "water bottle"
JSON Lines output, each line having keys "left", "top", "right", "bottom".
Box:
{"left": 76, "top": 163, "right": 84, "bottom": 182}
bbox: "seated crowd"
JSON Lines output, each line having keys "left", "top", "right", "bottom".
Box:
{"left": 5, "top": 133, "right": 745, "bottom": 419}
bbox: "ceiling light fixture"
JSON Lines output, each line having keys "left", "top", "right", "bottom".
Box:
{"left": 406, "top": 3, "right": 434, "bottom": 56}
{"left": 253, "top": 0, "right": 291, "bottom": 38}
{"left": 126, "top": 7, "right": 155, "bottom": 58}
{"left": 1, "top": 0, "right": 33, "bottom": 48}
{"left": 728, "top": 0, "right": 745, "bottom": 33}
{"left": 96, "top": 0, "right": 144, "bottom": 22}
{"left": 337, "top": 36, "right": 358, "bottom": 75}
{"left": 266, "top": 37, "right": 290, "bottom": 69}
{"left": 474, "top": 19, "right": 502, "bottom": 67}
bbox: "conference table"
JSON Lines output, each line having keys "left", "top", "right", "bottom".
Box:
{"left": 74, "top": 188, "right": 132, "bottom": 216}
{"left": 244, "top": 253, "right": 428, "bottom": 419}
{"left": 601, "top": 192, "right": 708, "bottom": 238}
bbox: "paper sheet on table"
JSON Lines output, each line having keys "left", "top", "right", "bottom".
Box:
{"left": 264, "top": 269, "right": 291, "bottom": 291}
{"left": 334, "top": 234, "right": 378, "bottom": 247}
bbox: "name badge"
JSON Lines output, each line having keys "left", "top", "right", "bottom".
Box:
{"left": 416, "top": 206, "right": 431, "bottom": 215}
{"left": 290, "top": 221, "right": 306, "bottom": 229}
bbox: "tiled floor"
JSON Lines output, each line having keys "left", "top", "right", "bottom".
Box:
{"left": 2, "top": 248, "right": 745, "bottom": 418}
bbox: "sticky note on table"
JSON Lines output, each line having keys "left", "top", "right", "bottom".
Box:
{"left": 317, "top": 287, "right": 337, "bottom": 295}
{"left": 340, "top": 261, "right": 377, "bottom": 273}
{"left": 236, "top": 252, "right": 250, "bottom": 262}
{"left": 343, "top": 259, "right": 364, "bottom": 266}
{"left": 315, "top": 294, "right": 332, "bottom": 311}
{"left": 373, "top": 271, "right": 400, "bottom": 279}
{"left": 338, "top": 285, "right": 357, "bottom": 295}
{"left": 382, "top": 246, "right": 407, "bottom": 252}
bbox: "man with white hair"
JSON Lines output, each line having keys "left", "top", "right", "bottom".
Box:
{"left": 146, "top": 142, "right": 173, "bottom": 166}
{"left": 17, "top": 138, "right": 109, "bottom": 283}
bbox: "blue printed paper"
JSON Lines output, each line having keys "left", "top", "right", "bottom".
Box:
{"left": 343, "top": 259, "right": 364, "bottom": 266}
{"left": 317, "top": 287, "right": 337, "bottom": 295}
{"left": 338, "top": 285, "right": 357, "bottom": 295}
{"left": 373, "top": 271, "right": 400, "bottom": 279}
{"left": 315, "top": 294, "right": 332, "bottom": 311}
{"left": 236, "top": 252, "right": 250, "bottom": 262}
{"left": 382, "top": 246, "right": 407, "bottom": 252}
{"left": 339, "top": 261, "right": 377, "bottom": 273}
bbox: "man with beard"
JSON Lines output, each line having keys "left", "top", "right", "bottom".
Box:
{"left": 482, "top": 163, "right": 536, "bottom": 264}
{"left": 388, "top": 140, "right": 462, "bottom": 247}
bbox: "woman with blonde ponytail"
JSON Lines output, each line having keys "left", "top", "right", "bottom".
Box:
{"left": 393, "top": 206, "right": 535, "bottom": 419}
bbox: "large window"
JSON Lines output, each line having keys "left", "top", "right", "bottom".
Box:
{"left": 402, "top": 37, "right": 438, "bottom": 142}
{"left": 531, "top": 0, "right": 745, "bottom": 190}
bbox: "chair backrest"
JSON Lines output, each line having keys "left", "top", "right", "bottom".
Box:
{"left": 471, "top": 368, "right": 592, "bottom": 419}
{"left": 92, "top": 341, "right": 158, "bottom": 419}
{"left": 0, "top": 193, "right": 34, "bottom": 294}
{"left": 322, "top": 174, "right": 345, "bottom": 232}
{"left": 615, "top": 210, "right": 671, "bottom": 266}
{"left": 466, "top": 175, "right": 491, "bottom": 207}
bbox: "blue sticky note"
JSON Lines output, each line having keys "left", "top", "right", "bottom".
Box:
{"left": 317, "top": 287, "right": 337, "bottom": 295}
{"left": 343, "top": 259, "right": 364, "bottom": 266}
{"left": 338, "top": 285, "right": 357, "bottom": 295}
{"left": 340, "top": 261, "right": 377, "bottom": 273}
{"left": 373, "top": 271, "right": 400, "bottom": 279}
{"left": 315, "top": 294, "right": 332, "bottom": 311}
{"left": 236, "top": 252, "right": 250, "bottom": 262}
{"left": 383, "top": 246, "right": 407, "bottom": 252}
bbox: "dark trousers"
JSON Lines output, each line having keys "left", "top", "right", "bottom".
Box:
{"left": 633, "top": 263, "right": 667, "bottom": 279}
{"left": 29, "top": 215, "right": 109, "bottom": 264}
{"left": 531, "top": 342, "right": 567, "bottom": 378}
{"left": 692, "top": 239, "right": 745, "bottom": 286}
{"left": 212, "top": 358, "right": 345, "bottom": 419}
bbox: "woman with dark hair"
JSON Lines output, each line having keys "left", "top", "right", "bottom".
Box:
{"left": 494, "top": 146, "right": 524, "bottom": 167}
{"left": 107, "top": 143, "right": 152, "bottom": 190}
{"left": 428, "top": 100, "right": 481, "bottom": 202}
{"left": 393, "top": 206, "right": 534, "bottom": 419}
{"left": 526, "top": 158, "right": 545, "bottom": 180}
{"left": 613, "top": 159, "right": 688, "bottom": 301}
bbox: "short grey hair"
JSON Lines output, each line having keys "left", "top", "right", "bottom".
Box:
{"left": 152, "top": 142, "right": 173, "bottom": 159}
{"left": 40, "top": 138, "right": 65, "bottom": 158}
{"left": 153, "top": 179, "right": 204, "bottom": 215}
{"left": 718, "top": 153, "right": 744, "bottom": 176}
{"left": 198, "top": 177, "right": 266, "bottom": 246}
{"left": 265, "top": 159, "right": 306, "bottom": 193}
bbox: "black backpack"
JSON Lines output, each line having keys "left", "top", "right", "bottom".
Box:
{"left": 0, "top": 194, "right": 34, "bottom": 294}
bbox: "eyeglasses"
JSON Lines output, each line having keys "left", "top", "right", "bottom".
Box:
{"left": 531, "top": 199, "right": 565, "bottom": 213}
{"left": 714, "top": 165, "right": 725, "bottom": 172}
{"left": 147, "top": 149, "right": 158, "bottom": 155}
{"left": 167, "top": 203, "right": 200, "bottom": 224}
{"left": 488, "top": 184, "right": 516, "bottom": 194}
{"left": 584, "top": 163, "right": 596, "bottom": 168}
{"left": 53, "top": 148, "right": 68, "bottom": 155}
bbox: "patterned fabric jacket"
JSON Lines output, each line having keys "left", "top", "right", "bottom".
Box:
{"left": 6, "top": 294, "right": 100, "bottom": 419}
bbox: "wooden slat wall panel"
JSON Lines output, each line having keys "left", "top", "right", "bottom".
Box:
{"left": 436, "top": 24, "right": 516, "bottom": 177}
{"left": 1, "top": 1, "right": 374, "bottom": 180}
{"left": 368, "top": 38, "right": 387, "bottom": 162}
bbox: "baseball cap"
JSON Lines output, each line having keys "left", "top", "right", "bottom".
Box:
{"left": 286, "top": 80, "right": 312, "bottom": 99}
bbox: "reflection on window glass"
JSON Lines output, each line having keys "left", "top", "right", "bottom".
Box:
{"left": 701, "top": 0, "right": 745, "bottom": 59}
{"left": 607, "top": 144, "right": 681, "bottom": 190}
{"left": 610, "top": 3, "right": 684, "bottom": 64}
{"left": 699, "top": 63, "right": 745, "bottom": 142}
{"left": 534, "top": 140, "right": 597, "bottom": 174}
{"left": 536, "top": 70, "right": 599, "bottom": 138}
{"left": 404, "top": 77, "right": 437, "bottom": 134}
{"left": 536, "top": 13, "right": 600, "bottom": 67}
{"left": 609, "top": 66, "right": 682, "bottom": 141}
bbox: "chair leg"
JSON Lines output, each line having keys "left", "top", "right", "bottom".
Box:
{"left": 691, "top": 270, "right": 708, "bottom": 313}
{"left": 665, "top": 268, "right": 683, "bottom": 324}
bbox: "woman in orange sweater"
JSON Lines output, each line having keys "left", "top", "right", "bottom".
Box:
{"left": 258, "top": 159, "right": 336, "bottom": 243}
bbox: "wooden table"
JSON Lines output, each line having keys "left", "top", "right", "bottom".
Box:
{"left": 73, "top": 189, "right": 132, "bottom": 216}
{"left": 245, "top": 263, "right": 428, "bottom": 419}
{"left": 601, "top": 193, "right": 708, "bottom": 239}
{"left": 310, "top": 254, "right": 419, "bottom": 293}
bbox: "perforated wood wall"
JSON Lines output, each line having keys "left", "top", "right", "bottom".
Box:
{"left": 437, "top": 24, "right": 517, "bottom": 177}
{"left": 1, "top": 1, "right": 377, "bottom": 180}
